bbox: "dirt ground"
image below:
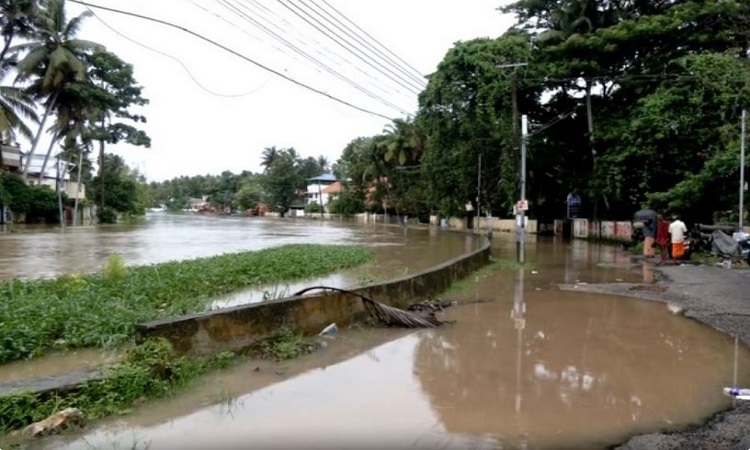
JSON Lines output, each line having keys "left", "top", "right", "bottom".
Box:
{"left": 560, "top": 262, "right": 750, "bottom": 450}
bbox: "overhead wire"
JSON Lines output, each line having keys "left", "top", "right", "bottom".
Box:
{"left": 318, "top": 0, "right": 425, "bottom": 85}
{"left": 86, "top": 4, "right": 270, "bottom": 98}
{"left": 68, "top": 0, "right": 396, "bottom": 121}
{"left": 294, "top": 0, "right": 424, "bottom": 93}
{"left": 242, "top": 0, "right": 410, "bottom": 102}
{"left": 303, "top": 0, "right": 426, "bottom": 89}
{"left": 216, "top": 0, "right": 412, "bottom": 115}
{"left": 276, "top": 0, "right": 422, "bottom": 96}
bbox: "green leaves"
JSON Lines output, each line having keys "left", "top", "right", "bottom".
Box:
{"left": 0, "top": 244, "right": 373, "bottom": 364}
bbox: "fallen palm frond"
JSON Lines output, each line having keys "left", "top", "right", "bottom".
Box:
{"left": 293, "top": 286, "right": 447, "bottom": 328}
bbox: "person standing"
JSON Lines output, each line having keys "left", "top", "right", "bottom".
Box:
{"left": 566, "top": 189, "right": 582, "bottom": 218}
{"left": 669, "top": 215, "right": 688, "bottom": 260}
{"left": 643, "top": 217, "right": 656, "bottom": 257}
{"left": 656, "top": 214, "right": 671, "bottom": 264}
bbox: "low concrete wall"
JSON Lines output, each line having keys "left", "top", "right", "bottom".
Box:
{"left": 136, "top": 239, "right": 492, "bottom": 357}
{"left": 573, "top": 219, "right": 633, "bottom": 241}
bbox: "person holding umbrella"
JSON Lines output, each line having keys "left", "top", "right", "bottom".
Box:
{"left": 643, "top": 216, "right": 656, "bottom": 257}
{"left": 634, "top": 209, "right": 657, "bottom": 258}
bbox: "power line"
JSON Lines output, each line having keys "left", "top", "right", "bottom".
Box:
{"left": 319, "top": 0, "right": 425, "bottom": 84}
{"left": 68, "top": 0, "right": 396, "bottom": 121}
{"left": 88, "top": 5, "right": 270, "bottom": 98}
{"left": 294, "top": 0, "right": 424, "bottom": 93}
{"left": 304, "top": 0, "right": 426, "bottom": 89}
{"left": 216, "top": 0, "right": 412, "bottom": 115}
{"left": 276, "top": 0, "right": 422, "bottom": 96}
{"left": 242, "top": 0, "right": 411, "bottom": 103}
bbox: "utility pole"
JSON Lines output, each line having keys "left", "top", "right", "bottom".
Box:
{"left": 741, "top": 109, "right": 747, "bottom": 231}
{"left": 497, "top": 63, "right": 527, "bottom": 155}
{"left": 518, "top": 114, "right": 528, "bottom": 264}
{"left": 477, "top": 154, "right": 482, "bottom": 219}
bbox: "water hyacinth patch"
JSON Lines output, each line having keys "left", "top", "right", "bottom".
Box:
{"left": 0, "top": 244, "right": 372, "bottom": 364}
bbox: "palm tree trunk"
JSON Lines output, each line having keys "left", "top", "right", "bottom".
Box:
{"left": 37, "top": 136, "right": 58, "bottom": 183}
{"left": 73, "top": 144, "right": 84, "bottom": 226}
{"left": 98, "top": 121, "right": 105, "bottom": 215}
{"left": 56, "top": 156, "right": 64, "bottom": 229}
{"left": 22, "top": 92, "right": 58, "bottom": 177}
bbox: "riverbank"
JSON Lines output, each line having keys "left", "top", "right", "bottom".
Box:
{"left": 560, "top": 263, "right": 750, "bottom": 449}
{"left": 0, "top": 244, "right": 373, "bottom": 364}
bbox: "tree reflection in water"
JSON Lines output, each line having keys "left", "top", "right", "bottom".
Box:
{"left": 412, "top": 268, "right": 747, "bottom": 449}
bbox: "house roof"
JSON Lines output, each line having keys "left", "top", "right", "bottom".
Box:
{"left": 307, "top": 172, "right": 337, "bottom": 182}
{"left": 322, "top": 181, "right": 342, "bottom": 194}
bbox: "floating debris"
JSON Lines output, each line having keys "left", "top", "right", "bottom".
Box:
{"left": 294, "top": 286, "right": 447, "bottom": 328}
{"left": 722, "top": 387, "right": 750, "bottom": 401}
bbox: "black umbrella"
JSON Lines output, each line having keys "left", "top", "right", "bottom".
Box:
{"left": 633, "top": 209, "right": 657, "bottom": 222}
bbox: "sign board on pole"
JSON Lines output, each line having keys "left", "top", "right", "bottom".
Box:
{"left": 516, "top": 200, "right": 528, "bottom": 211}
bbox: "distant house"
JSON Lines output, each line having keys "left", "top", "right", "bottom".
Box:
{"left": 305, "top": 173, "right": 338, "bottom": 211}
{"left": 187, "top": 196, "right": 210, "bottom": 212}
{"left": 0, "top": 144, "right": 22, "bottom": 172}
{"left": 365, "top": 177, "right": 391, "bottom": 211}
{"left": 1, "top": 147, "right": 86, "bottom": 202}
{"left": 322, "top": 181, "right": 342, "bottom": 203}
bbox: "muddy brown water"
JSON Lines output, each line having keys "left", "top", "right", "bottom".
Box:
{"left": 0, "top": 213, "right": 476, "bottom": 282}
{"left": 29, "top": 238, "right": 750, "bottom": 450}
{"left": 0, "top": 215, "right": 474, "bottom": 387}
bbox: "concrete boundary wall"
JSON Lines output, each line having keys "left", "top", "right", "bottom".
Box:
{"left": 136, "top": 240, "right": 491, "bottom": 357}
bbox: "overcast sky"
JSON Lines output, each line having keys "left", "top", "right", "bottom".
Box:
{"left": 48, "top": 0, "right": 515, "bottom": 181}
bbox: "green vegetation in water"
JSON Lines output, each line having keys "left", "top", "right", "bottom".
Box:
{"left": 447, "top": 256, "right": 535, "bottom": 294}
{"left": 0, "top": 338, "right": 236, "bottom": 436}
{"left": 247, "top": 327, "right": 317, "bottom": 361}
{"left": 0, "top": 244, "right": 373, "bottom": 364}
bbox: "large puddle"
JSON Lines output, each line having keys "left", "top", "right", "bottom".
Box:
{"left": 33, "top": 251, "right": 750, "bottom": 450}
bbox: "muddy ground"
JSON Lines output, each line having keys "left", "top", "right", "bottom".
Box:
{"left": 560, "top": 262, "right": 750, "bottom": 450}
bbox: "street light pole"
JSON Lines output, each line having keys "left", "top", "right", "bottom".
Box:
{"left": 518, "top": 114, "right": 528, "bottom": 263}
{"left": 740, "top": 109, "right": 747, "bottom": 231}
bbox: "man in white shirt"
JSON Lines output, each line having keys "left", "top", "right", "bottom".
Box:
{"left": 669, "top": 216, "right": 688, "bottom": 259}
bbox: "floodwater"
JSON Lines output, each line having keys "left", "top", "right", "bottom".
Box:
{"left": 0, "top": 213, "right": 478, "bottom": 283}
{"left": 0, "top": 214, "right": 476, "bottom": 386}
{"left": 33, "top": 240, "right": 750, "bottom": 450}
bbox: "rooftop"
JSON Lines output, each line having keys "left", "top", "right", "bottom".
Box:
{"left": 307, "top": 172, "right": 337, "bottom": 182}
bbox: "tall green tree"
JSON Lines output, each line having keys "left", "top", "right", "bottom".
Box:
{"left": 262, "top": 148, "right": 301, "bottom": 216}
{"left": 14, "top": 0, "right": 102, "bottom": 176}
{"left": 417, "top": 32, "right": 537, "bottom": 217}
{"left": 83, "top": 50, "right": 150, "bottom": 217}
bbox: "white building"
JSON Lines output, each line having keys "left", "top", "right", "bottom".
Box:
{"left": 305, "top": 173, "right": 338, "bottom": 210}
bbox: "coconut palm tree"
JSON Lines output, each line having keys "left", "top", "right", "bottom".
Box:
{"left": 0, "top": 0, "right": 37, "bottom": 64}
{"left": 260, "top": 146, "right": 279, "bottom": 171}
{"left": 0, "top": 62, "right": 38, "bottom": 143}
{"left": 381, "top": 117, "right": 425, "bottom": 166}
{"left": 13, "top": 0, "right": 102, "bottom": 177}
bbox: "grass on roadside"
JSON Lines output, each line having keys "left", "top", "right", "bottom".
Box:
{"left": 0, "top": 338, "right": 236, "bottom": 437}
{"left": 0, "top": 244, "right": 372, "bottom": 364}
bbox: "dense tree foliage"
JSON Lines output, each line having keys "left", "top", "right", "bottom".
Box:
{"left": 331, "top": 0, "right": 750, "bottom": 224}
{"left": 0, "top": 0, "right": 149, "bottom": 224}
{"left": 0, "top": 171, "right": 61, "bottom": 222}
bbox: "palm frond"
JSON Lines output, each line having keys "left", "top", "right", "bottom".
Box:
{"left": 15, "top": 45, "right": 49, "bottom": 79}
{"left": 63, "top": 11, "right": 93, "bottom": 39}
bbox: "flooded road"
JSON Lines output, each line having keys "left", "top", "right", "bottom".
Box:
{"left": 0, "top": 214, "right": 476, "bottom": 285}
{"left": 34, "top": 241, "right": 750, "bottom": 450}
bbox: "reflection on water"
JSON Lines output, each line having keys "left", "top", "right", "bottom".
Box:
{"left": 40, "top": 263, "right": 750, "bottom": 450}
{"left": 414, "top": 268, "right": 750, "bottom": 449}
